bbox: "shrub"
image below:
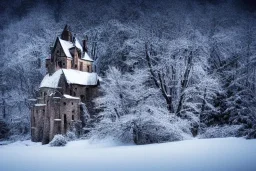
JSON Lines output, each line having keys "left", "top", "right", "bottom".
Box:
{"left": 66, "top": 131, "right": 76, "bottom": 141}
{"left": 199, "top": 125, "right": 242, "bottom": 139}
{"left": 90, "top": 114, "right": 192, "bottom": 145}
{"left": 49, "top": 134, "right": 67, "bottom": 147}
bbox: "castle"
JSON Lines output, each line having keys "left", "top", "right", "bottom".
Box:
{"left": 31, "top": 25, "right": 99, "bottom": 144}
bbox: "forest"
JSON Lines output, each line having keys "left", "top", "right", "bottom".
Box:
{"left": 0, "top": 0, "right": 256, "bottom": 144}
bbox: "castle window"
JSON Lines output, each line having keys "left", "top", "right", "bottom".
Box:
{"left": 80, "top": 95, "right": 85, "bottom": 101}
{"left": 63, "top": 102, "right": 66, "bottom": 106}
{"left": 71, "top": 102, "right": 73, "bottom": 105}
{"left": 33, "top": 116, "right": 36, "bottom": 127}
{"left": 63, "top": 63, "right": 65, "bottom": 66}
{"left": 72, "top": 115, "right": 74, "bottom": 121}
{"left": 75, "top": 64, "right": 77, "bottom": 68}
{"left": 87, "top": 66, "right": 90, "bottom": 72}
{"left": 57, "top": 50, "right": 59, "bottom": 54}
{"left": 74, "top": 92, "right": 76, "bottom": 96}
{"left": 64, "top": 114, "right": 67, "bottom": 132}
{"left": 80, "top": 62, "right": 83, "bottom": 71}
{"left": 58, "top": 61, "right": 62, "bottom": 67}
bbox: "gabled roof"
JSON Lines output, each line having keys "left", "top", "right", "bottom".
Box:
{"left": 57, "top": 37, "right": 93, "bottom": 62}
{"left": 74, "top": 38, "right": 83, "bottom": 51}
{"left": 40, "top": 69, "right": 99, "bottom": 88}
{"left": 58, "top": 38, "right": 73, "bottom": 58}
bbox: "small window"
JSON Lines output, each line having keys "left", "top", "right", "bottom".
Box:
{"left": 87, "top": 66, "right": 90, "bottom": 72}
{"left": 46, "top": 64, "right": 48, "bottom": 67}
{"left": 58, "top": 61, "right": 62, "bottom": 67}
{"left": 75, "top": 88, "right": 77, "bottom": 90}
{"left": 74, "top": 92, "right": 76, "bottom": 96}
{"left": 57, "top": 50, "right": 59, "bottom": 53}
{"left": 72, "top": 110, "right": 75, "bottom": 113}
{"left": 63, "top": 63, "right": 65, "bottom": 66}
{"left": 63, "top": 102, "right": 66, "bottom": 106}
{"left": 72, "top": 115, "right": 74, "bottom": 120}
{"left": 72, "top": 102, "right": 73, "bottom": 105}
{"left": 75, "top": 64, "right": 77, "bottom": 68}
{"left": 80, "top": 95, "right": 85, "bottom": 101}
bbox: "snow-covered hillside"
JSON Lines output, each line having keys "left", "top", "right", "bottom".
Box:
{"left": 0, "top": 138, "right": 255, "bottom": 171}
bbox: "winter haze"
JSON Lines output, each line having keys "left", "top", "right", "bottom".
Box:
{"left": 0, "top": 0, "right": 256, "bottom": 171}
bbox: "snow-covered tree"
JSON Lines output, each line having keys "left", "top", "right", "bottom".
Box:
{"left": 91, "top": 67, "right": 191, "bottom": 144}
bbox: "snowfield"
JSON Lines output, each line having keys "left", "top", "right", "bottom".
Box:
{"left": 0, "top": 137, "right": 256, "bottom": 171}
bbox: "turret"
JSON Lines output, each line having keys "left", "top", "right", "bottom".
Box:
{"left": 61, "top": 25, "right": 72, "bottom": 42}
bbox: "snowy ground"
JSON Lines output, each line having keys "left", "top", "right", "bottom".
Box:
{"left": 0, "top": 137, "right": 256, "bottom": 171}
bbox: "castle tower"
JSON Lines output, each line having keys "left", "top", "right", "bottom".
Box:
{"left": 61, "top": 25, "right": 73, "bottom": 42}
{"left": 31, "top": 25, "right": 99, "bottom": 144}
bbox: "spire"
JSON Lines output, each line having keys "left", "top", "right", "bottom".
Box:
{"left": 63, "top": 24, "right": 68, "bottom": 31}
{"left": 61, "top": 25, "right": 72, "bottom": 41}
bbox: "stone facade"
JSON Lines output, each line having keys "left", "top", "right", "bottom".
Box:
{"left": 31, "top": 25, "right": 99, "bottom": 144}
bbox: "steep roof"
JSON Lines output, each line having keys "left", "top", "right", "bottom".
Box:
{"left": 58, "top": 38, "right": 73, "bottom": 58}
{"left": 40, "top": 69, "right": 99, "bottom": 88}
{"left": 58, "top": 37, "right": 93, "bottom": 62}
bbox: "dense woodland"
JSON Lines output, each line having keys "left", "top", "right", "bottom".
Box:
{"left": 0, "top": 0, "right": 256, "bottom": 144}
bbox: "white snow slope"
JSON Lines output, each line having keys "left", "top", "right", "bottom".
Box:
{"left": 0, "top": 137, "right": 255, "bottom": 171}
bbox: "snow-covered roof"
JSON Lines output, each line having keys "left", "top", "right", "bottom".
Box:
{"left": 58, "top": 38, "right": 73, "bottom": 58}
{"left": 40, "top": 69, "right": 63, "bottom": 88}
{"left": 63, "top": 94, "right": 80, "bottom": 100}
{"left": 62, "top": 69, "right": 98, "bottom": 86}
{"left": 58, "top": 37, "right": 93, "bottom": 62}
{"left": 82, "top": 52, "right": 93, "bottom": 62}
{"left": 75, "top": 38, "right": 83, "bottom": 51}
{"left": 40, "top": 69, "right": 99, "bottom": 88}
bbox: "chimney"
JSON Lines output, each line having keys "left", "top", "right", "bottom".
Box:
{"left": 73, "top": 34, "right": 76, "bottom": 44}
{"left": 83, "top": 35, "right": 88, "bottom": 53}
